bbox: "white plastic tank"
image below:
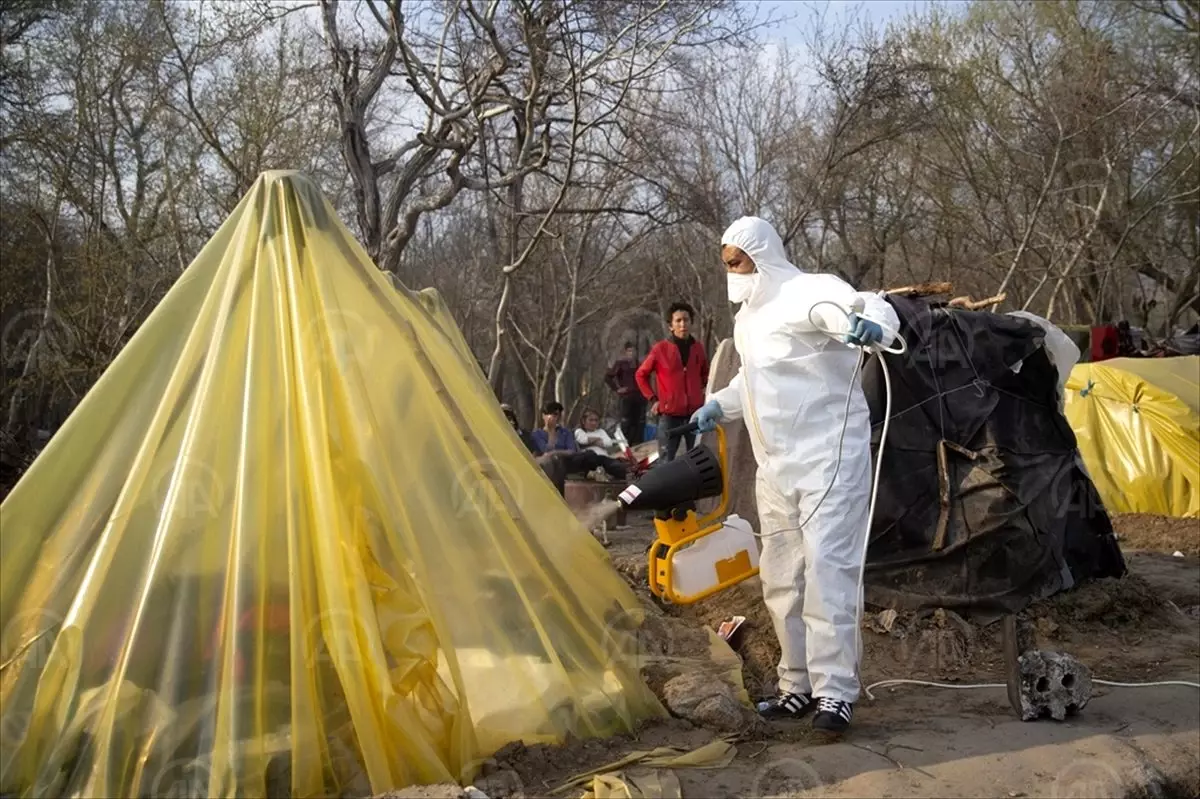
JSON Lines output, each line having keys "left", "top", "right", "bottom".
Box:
{"left": 669, "top": 514, "right": 760, "bottom": 599}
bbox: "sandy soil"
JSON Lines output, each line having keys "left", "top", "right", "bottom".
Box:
{"left": 464, "top": 511, "right": 1200, "bottom": 798}
{"left": 1112, "top": 513, "right": 1199, "bottom": 557}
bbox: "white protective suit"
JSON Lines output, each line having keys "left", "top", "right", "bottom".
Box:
{"left": 709, "top": 216, "right": 900, "bottom": 703}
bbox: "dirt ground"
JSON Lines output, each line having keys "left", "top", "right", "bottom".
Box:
{"left": 1112, "top": 513, "right": 1200, "bottom": 557}
{"left": 463, "top": 511, "right": 1200, "bottom": 798}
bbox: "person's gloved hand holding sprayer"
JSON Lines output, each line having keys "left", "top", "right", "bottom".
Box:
{"left": 687, "top": 216, "right": 902, "bottom": 737}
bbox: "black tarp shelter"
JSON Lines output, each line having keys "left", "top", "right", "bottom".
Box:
{"left": 861, "top": 295, "right": 1127, "bottom": 616}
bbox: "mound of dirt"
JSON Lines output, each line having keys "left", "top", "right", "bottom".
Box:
{"left": 661, "top": 672, "right": 755, "bottom": 731}
{"left": 485, "top": 733, "right": 633, "bottom": 796}
{"left": 1034, "top": 571, "right": 1171, "bottom": 629}
{"left": 1113, "top": 513, "right": 1199, "bottom": 556}
{"left": 610, "top": 553, "right": 782, "bottom": 699}
{"left": 627, "top": 603, "right": 723, "bottom": 695}
{"left": 657, "top": 578, "right": 782, "bottom": 699}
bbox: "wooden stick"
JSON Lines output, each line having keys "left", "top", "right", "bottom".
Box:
{"left": 883, "top": 281, "right": 954, "bottom": 297}
{"left": 948, "top": 292, "right": 1007, "bottom": 311}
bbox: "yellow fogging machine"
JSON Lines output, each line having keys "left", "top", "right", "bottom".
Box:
{"left": 616, "top": 421, "right": 759, "bottom": 604}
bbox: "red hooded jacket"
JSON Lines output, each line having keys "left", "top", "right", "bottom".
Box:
{"left": 636, "top": 336, "right": 709, "bottom": 417}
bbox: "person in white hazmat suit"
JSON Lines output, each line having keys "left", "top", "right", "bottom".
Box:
{"left": 690, "top": 216, "right": 900, "bottom": 735}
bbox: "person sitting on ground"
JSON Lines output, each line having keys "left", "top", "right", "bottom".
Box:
{"left": 574, "top": 408, "right": 631, "bottom": 481}
{"left": 530, "top": 400, "right": 576, "bottom": 456}
{"left": 501, "top": 403, "right": 539, "bottom": 455}
{"left": 531, "top": 401, "right": 627, "bottom": 482}
{"left": 502, "top": 403, "right": 567, "bottom": 495}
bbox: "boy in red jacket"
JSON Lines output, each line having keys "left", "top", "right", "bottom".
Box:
{"left": 636, "top": 302, "right": 710, "bottom": 461}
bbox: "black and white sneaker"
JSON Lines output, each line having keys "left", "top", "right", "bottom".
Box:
{"left": 812, "top": 697, "right": 853, "bottom": 734}
{"left": 756, "top": 691, "right": 815, "bottom": 720}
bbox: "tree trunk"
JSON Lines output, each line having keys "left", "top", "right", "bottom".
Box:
{"left": 5, "top": 232, "right": 58, "bottom": 438}
{"left": 992, "top": 135, "right": 1064, "bottom": 309}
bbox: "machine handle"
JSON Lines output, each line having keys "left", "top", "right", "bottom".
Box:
{"left": 660, "top": 419, "right": 729, "bottom": 526}
{"left": 667, "top": 420, "right": 701, "bottom": 437}
{"left": 695, "top": 424, "right": 730, "bottom": 529}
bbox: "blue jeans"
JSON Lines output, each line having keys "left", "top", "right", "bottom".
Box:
{"left": 657, "top": 414, "right": 696, "bottom": 462}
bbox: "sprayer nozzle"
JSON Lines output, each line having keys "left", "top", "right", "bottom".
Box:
{"left": 615, "top": 443, "right": 723, "bottom": 513}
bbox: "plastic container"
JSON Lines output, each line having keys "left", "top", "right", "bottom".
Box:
{"left": 669, "top": 514, "right": 760, "bottom": 599}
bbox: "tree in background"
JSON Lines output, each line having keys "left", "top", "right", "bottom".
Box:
{"left": 1, "top": 0, "right": 1197, "bottom": 483}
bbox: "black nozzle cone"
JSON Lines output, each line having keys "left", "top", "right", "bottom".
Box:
{"left": 618, "top": 443, "right": 723, "bottom": 512}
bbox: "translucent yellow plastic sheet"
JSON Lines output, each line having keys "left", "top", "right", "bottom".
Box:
{"left": 581, "top": 770, "right": 681, "bottom": 799}
{"left": 1064, "top": 355, "right": 1199, "bottom": 518}
{"left": 550, "top": 739, "right": 737, "bottom": 796}
{"left": 0, "top": 170, "right": 665, "bottom": 798}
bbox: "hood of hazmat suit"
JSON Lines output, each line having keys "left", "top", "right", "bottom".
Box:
{"left": 708, "top": 216, "right": 899, "bottom": 704}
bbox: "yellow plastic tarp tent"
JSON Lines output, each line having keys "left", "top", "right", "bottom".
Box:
{"left": 1064, "top": 355, "right": 1200, "bottom": 518}
{"left": 0, "top": 170, "right": 665, "bottom": 798}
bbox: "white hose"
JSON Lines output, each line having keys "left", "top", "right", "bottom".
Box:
{"left": 865, "top": 678, "right": 1200, "bottom": 700}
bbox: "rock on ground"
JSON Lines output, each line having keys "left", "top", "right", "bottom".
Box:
{"left": 1018, "top": 649, "right": 1093, "bottom": 721}
{"left": 661, "top": 672, "right": 759, "bottom": 732}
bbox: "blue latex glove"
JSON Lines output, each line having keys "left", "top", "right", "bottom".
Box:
{"left": 690, "top": 399, "right": 723, "bottom": 433}
{"left": 844, "top": 312, "right": 883, "bottom": 348}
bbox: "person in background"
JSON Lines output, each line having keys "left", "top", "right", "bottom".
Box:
{"left": 531, "top": 401, "right": 576, "bottom": 455}
{"left": 605, "top": 342, "right": 646, "bottom": 445}
{"left": 501, "top": 403, "right": 540, "bottom": 455}
{"left": 574, "top": 407, "right": 631, "bottom": 481}
{"left": 636, "top": 302, "right": 709, "bottom": 462}
{"left": 531, "top": 401, "right": 626, "bottom": 480}
{"left": 502, "top": 403, "right": 568, "bottom": 495}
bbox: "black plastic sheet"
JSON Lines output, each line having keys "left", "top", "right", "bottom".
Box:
{"left": 861, "top": 295, "right": 1126, "bottom": 616}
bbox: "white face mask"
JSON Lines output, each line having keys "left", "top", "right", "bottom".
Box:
{"left": 727, "top": 271, "right": 758, "bottom": 304}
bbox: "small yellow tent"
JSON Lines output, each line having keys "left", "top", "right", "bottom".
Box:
{"left": 1064, "top": 355, "right": 1200, "bottom": 518}
{"left": 0, "top": 171, "right": 664, "bottom": 798}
